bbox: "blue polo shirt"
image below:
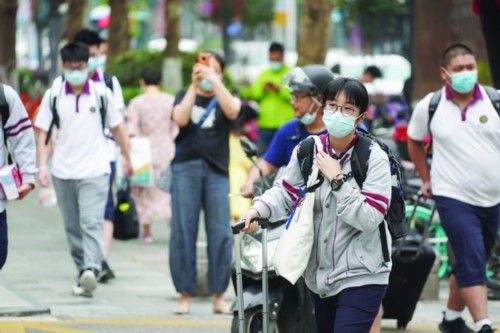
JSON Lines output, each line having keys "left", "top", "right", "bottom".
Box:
{"left": 263, "top": 119, "right": 326, "bottom": 167}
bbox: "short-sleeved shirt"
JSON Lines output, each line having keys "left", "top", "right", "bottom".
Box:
{"left": 263, "top": 119, "right": 326, "bottom": 168}
{"left": 407, "top": 84, "right": 500, "bottom": 207}
{"left": 35, "top": 79, "right": 123, "bottom": 179}
{"left": 172, "top": 89, "right": 232, "bottom": 175}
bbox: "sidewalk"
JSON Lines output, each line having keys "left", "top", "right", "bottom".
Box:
{"left": 0, "top": 192, "right": 498, "bottom": 332}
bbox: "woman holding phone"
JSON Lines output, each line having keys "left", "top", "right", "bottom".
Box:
{"left": 170, "top": 51, "right": 241, "bottom": 314}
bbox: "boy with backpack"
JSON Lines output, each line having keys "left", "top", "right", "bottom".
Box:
{"left": 0, "top": 83, "right": 37, "bottom": 270}
{"left": 408, "top": 43, "right": 500, "bottom": 333}
{"left": 73, "top": 28, "right": 126, "bottom": 283}
{"left": 35, "top": 42, "right": 131, "bottom": 298}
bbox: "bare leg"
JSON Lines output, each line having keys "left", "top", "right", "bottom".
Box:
{"left": 460, "top": 285, "right": 488, "bottom": 322}
{"left": 369, "top": 306, "right": 383, "bottom": 333}
{"left": 447, "top": 274, "right": 466, "bottom": 311}
{"left": 103, "top": 220, "right": 113, "bottom": 258}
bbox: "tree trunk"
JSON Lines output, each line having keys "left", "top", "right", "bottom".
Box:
{"left": 165, "top": 0, "right": 181, "bottom": 58}
{"left": 0, "top": 0, "right": 18, "bottom": 84}
{"left": 163, "top": 0, "right": 182, "bottom": 92}
{"left": 107, "top": 0, "right": 130, "bottom": 62}
{"left": 478, "top": 0, "right": 500, "bottom": 88}
{"left": 411, "top": 0, "right": 452, "bottom": 99}
{"left": 297, "top": 0, "right": 333, "bottom": 66}
{"left": 60, "top": 0, "right": 87, "bottom": 42}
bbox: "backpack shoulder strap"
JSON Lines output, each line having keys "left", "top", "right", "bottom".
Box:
{"left": 428, "top": 89, "right": 442, "bottom": 134}
{"left": 483, "top": 86, "right": 500, "bottom": 117}
{"left": 93, "top": 81, "right": 108, "bottom": 131}
{"left": 297, "top": 136, "right": 324, "bottom": 192}
{"left": 103, "top": 73, "right": 114, "bottom": 92}
{"left": 45, "top": 78, "right": 63, "bottom": 145}
{"left": 350, "top": 135, "right": 372, "bottom": 188}
{"left": 0, "top": 84, "right": 9, "bottom": 129}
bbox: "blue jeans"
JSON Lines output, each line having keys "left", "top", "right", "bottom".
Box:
{"left": 169, "top": 159, "right": 232, "bottom": 294}
{"left": 0, "top": 211, "right": 7, "bottom": 269}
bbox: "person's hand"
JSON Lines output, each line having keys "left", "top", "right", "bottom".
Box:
{"left": 122, "top": 157, "right": 133, "bottom": 177}
{"left": 421, "top": 180, "right": 432, "bottom": 199}
{"left": 240, "top": 181, "right": 254, "bottom": 199}
{"left": 38, "top": 166, "right": 50, "bottom": 188}
{"left": 240, "top": 208, "right": 261, "bottom": 233}
{"left": 264, "top": 82, "right": 279, "bottom": 92}
{"left": 316, "top": 150, "right": 342, "bottom": 182}
{"left": 17, "top": 183, "right": 34, "bottom": 200}
{"left": 197, "top": 64, "right": 219, "bottom": 84}
{"left": 191, "top": 63, "right": 203, "bottom": 87}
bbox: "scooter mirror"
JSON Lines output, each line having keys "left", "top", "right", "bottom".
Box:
{"left": 240, "top": 137, "right": 258, "bottom": 158}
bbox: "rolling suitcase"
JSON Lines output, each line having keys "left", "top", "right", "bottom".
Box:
{"left": 382, "top": 199, "right": 437, "bottom": 329}
{"left": 232, "top": 218, "right": 270, "bottom": 333}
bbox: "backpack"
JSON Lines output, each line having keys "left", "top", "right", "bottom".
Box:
{"left": 103, "top": 73, "right": 114, "bottom": 92}
{"left": 428, "top": 86, "right": 500, "bottom": 132}
{"left": 45, "top": 79, "right": 108, "bottom": 145}
{"left": 297, "top": 131, "right": 407, "bottom": 263}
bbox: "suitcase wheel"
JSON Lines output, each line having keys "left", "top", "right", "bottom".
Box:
{"left": 397, "top": 319, "right": 408, "bottom": 329}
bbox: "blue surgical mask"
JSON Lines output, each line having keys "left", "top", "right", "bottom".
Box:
{"left": 88, "top": 57, "right": 99, "bottom": 72}
{"left": 299, "top": 97, "right": 320, "bottom": 125}
{"left": 270, "top": 61, "right": 283, "bottom": 72}
{"left": 200, "top": 79, "right": 213, "bottom": 92}
{"left": 322, "top": 111, "right": 356, "bottom": 138}
{"left": 449, "top": 70, "right": 477, "bottom": 94}
{"left": 64, "top": 69, "right": 88, "bottom": 87}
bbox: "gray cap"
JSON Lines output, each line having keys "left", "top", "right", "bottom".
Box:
{"left": 283, "top": 64, "right": 335, "bottom": 95}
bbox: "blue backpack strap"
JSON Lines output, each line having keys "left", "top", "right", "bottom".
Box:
{"left": 483, "top": 86, "right": 500, "bottom": 117}
{"left": 195, "top": 97, "right": 217, "bottom": 129}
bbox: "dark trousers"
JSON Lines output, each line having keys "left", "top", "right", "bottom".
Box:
{"left": 0, "top": 211, "right": 8, "bottom": 269}
{"left": 313, "top": 284, "right": 386, "bottom": 333}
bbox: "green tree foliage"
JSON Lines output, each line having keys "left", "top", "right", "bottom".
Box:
{"left": 207, "top": 0, "right": 275, "bottom": 27}
{"left": 335, "top": 0, "right": 407, "bottom": 52}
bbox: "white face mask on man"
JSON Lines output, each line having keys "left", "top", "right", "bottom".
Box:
{"left": 299, "top": 97, "right": 321, "bottom": 125}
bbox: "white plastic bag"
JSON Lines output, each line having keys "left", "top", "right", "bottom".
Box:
{"left": 273, "top": 137, "right": 322, "bottom": 284}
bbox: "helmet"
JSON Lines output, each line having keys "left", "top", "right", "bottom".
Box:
{"left": 283, "top": 64, "right": 335, "bottom": 96}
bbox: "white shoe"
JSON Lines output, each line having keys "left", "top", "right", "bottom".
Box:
{"left": 72, "top": 283, "right": 92, "bottom": 297}
{"left": 78, "top": 269, "right": 97, "bottom": 297}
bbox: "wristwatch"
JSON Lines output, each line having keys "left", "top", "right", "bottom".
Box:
{"left": 330, "top": 175, "right": 345, "bottom": 191}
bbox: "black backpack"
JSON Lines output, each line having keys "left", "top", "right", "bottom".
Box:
{"left": 297, "top": 132, "right": 407, "bottom": 263}
{"left": 113, "top": 180, "right": 140, "bottom": 240}
{"left": 45, "top": 79, "right": 108, "bottom": 145}
{"left": 428, "top": 86, "right": 500, "bottom": 132}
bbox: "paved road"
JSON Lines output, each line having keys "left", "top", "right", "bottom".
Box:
{"left": 0, "top": 192, "right": 498, "bottom": 332}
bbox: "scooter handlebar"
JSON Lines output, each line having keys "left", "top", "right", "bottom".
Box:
{"left": 231, "top": 218, "right": 269, "bottom": 234}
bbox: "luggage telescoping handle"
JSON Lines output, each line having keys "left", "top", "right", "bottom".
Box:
{"left": 231, "top": 218, "right": 270, "bottom": 333}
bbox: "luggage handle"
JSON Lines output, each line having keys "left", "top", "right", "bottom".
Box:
{"left": 232, "top": 218, "right": 269, "bottom": 234}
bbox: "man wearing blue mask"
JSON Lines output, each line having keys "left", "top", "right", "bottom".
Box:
{"left": 408, "top": 43, "right": 500, "bottom": 333}
{"left": 35, "top": 42, "right": 131, "bottom": 298}
{"left": 239, "top": 42, "right": 294, "bottom": 155}
{"left": 73, "top": 28, "right": 125, "bottom": 283}
{"left": 240, "top": 65, "right": 334, "bottom": 197}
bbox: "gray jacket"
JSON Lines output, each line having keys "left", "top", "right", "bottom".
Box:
{"left": 253, "top": 136, "right": 392, "bottom": 298}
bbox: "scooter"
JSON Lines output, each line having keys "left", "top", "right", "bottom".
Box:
{"left": 229, "top": 138, "right": 316, "bottom": 333}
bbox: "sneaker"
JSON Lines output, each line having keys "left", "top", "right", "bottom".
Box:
{"left": 78, "top": 269, "right": 97, "bottom": 297}
{"left": 98, "top": 260, "right": 115, "bottom": 283}
{"left": 439, "top": 315, "right": 474, "bottom": 333}
{"left": 72, "top": 283, "right": 92, "bottom": 298}
{"left": 477, "top": 325, "right": 495, "bottom": 333}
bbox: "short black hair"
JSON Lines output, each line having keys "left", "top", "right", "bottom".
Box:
{"left": 441, "top": 43, "right": 474, "bottom": 67}
{"left": 73, "top": 28, "right": 104, "bottom": 47}
{"left": 60, "top": 42, "right": 89, "bottom": 63}
{"left": 364, "top": 65, "right": 383, "bottom": 79}
{"left": 323, "top": 78, "right": 369, "bottom": 114}
{"left": 141, "top": 68, "right": 162, "bottom": 85}
{"left": 207, "top": 50, "right": 226, "bottom": 72}
{"left": 269, "top": 42, "right": 284, "bottom": 54}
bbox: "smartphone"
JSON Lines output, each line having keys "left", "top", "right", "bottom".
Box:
{"left": 197, "top": 52, "right": 211, "bottom": 66}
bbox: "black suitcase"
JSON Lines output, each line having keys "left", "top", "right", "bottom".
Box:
{"left": 382, "top": 201, "right": 437, "bottom": 329}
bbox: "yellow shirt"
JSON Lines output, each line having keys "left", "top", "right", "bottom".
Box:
{"left": 229, "top": 134, "right": 253, "bottom": 219}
